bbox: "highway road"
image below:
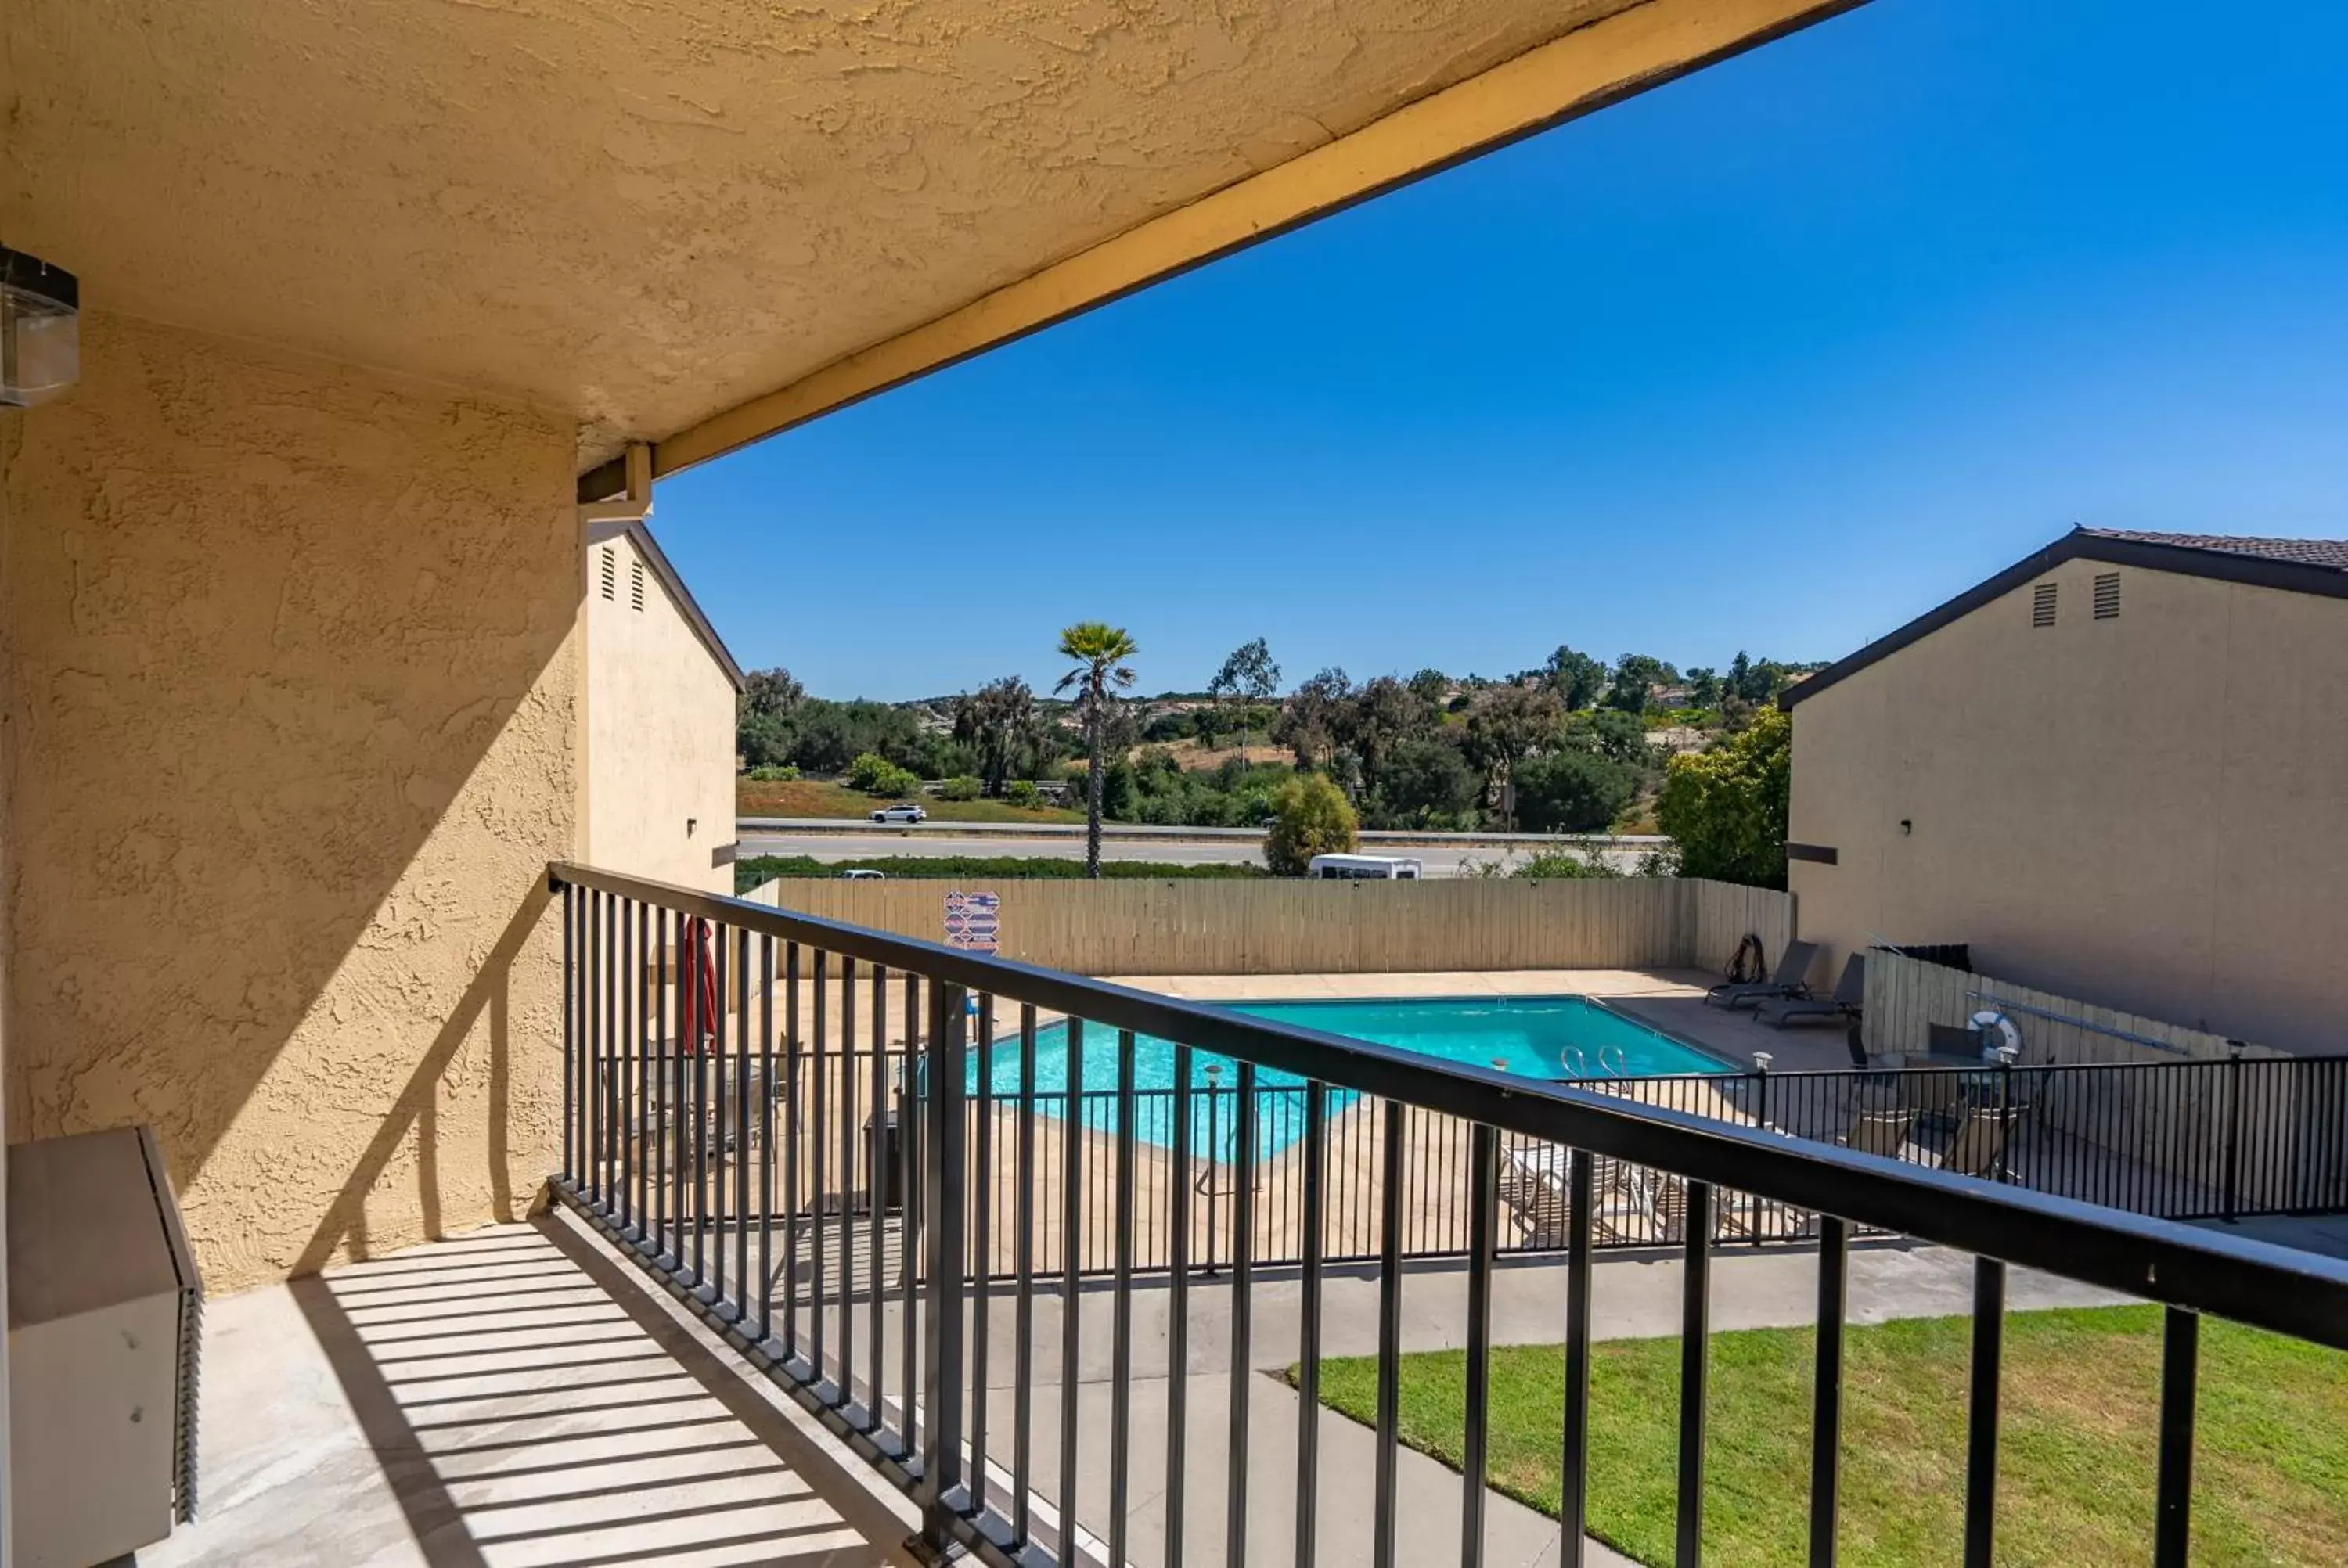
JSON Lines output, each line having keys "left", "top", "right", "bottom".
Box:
{"left": 735, "top": 829, "right": 1651, "bottom": 876}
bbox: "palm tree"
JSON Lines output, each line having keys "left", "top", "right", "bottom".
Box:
{"left": 1054, "top": 621, "right": 1138, "bottom": 878}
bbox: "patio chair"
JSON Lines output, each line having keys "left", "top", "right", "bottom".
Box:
{"left": 1845, "top": 1106, "right": 1917, "bottom": 1159}
{"left": 1705, "top": 940, "right": 1819, "bottom": 1009}
{"left": 1586, "top": 1156, "right": 1671, "bottom": 1246}
{"left": 1941, "top": 1104, "right": 2026, "bottom": 1179}
{"left": 1500, "top": 1143, "right": 1572, "bottom": 1248}
{"left": 1926, "top": 1022, "right": 1992, "bottom": 1060}
{"left": 1756, "top": 953, "right": 1866, "bottom": 1030}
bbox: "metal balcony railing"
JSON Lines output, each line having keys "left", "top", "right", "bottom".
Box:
{"left": 546, "top": 862, "right": 2348, "bottom": 1568}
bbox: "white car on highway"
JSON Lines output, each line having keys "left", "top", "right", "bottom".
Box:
{"left": 869, "top": 801, "right": 927, "bottom": 824}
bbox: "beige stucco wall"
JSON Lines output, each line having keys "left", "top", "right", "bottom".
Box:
{"left": 584, "top": 530, "right": 736, "bottom": 894}
{"left": 0, "top": 310, "right": 580, "bottom": 1291}
{"left": 1788, "top": 556, "right": 2348, "bottom": 1052}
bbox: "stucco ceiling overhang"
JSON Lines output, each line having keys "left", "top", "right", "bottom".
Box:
{"left": 0, "top": 1, "right": 1862, "bottom": 491}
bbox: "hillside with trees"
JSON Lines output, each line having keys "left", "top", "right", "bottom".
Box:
{"left": 736, "top": 636, "right": 1819, "bottom": 883}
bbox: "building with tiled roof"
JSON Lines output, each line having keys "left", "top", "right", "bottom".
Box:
{"left": 1779, "top": 527, "right": 2348, "bottom": 1052}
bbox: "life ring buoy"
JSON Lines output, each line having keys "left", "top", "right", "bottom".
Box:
{"left": 1968, "top": 1009, "right": 2022, "bottom": 1059}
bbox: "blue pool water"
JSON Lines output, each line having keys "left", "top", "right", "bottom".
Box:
{"left": 967, "top": 996, "right": 1726, "bottom": 1158}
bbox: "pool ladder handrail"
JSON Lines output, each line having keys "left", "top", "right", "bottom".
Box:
{"left": 1560, "top": 1044, "right": 1632, "bottom": 1081}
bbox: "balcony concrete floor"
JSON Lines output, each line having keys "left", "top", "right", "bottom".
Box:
{"left": 141, "top": 1217, "right": 917, "bottom": 1568}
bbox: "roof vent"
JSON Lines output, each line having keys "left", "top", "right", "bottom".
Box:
{"left": 598, "top": 548, "right": 616, "bottom": 602}
{"left": 629, "top": 558, "right": 646, "bottom": 613}
{"left": 2093, "top": 571, "right": 2120, "bottom": 620}
{"left": 2031, "top": 581, "right": 2058, "bottom": 628}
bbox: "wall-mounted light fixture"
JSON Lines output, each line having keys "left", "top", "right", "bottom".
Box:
{"left": 1, "top": 247, "right": 78, "bottom": 406}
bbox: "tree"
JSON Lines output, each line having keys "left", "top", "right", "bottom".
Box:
{"left": 1604, "top": 653, "right": 1678, "bottom": 715}
{"left": 1345, "top": 674, "right": 1433, "bottom": 796}
{"left": 736, "top": 666, "right": 806, "bottom": 768}
{"left": 1513, "top": 749, "right": 1637, "bottom": 833}
{"left": 1545, "top": 646, "right": 1606, "bottom": 710}
{"left": 1406, "top": 667, "right": 1453, "bottom": 708}
{"left": 1208, "top": 637, "right": 1282, "bottom": 753}
{"left": 1274, "top": 667, "right": 1352, "bottom": 770}
{"left": 741, "top": 667, "right": 805, "bottom": 718}
{"left": 1374, "top": 736, "right": 1479, "bottom": 828}
{"left": 1054, "top": 622, "right": 1139, "bottom": 878}
{"left": 1464, "top": 683, "right": 1563, "bottom": 826}
{"left": 1567, "top": 707, "right": 1654, "bottom": 769}
{"left": 1656, "top": 705, "right": 1792, "bottom": 889}
{"left": 952, "top": 676, "right": 1042, "bottom": 796}
{"left": 1684, "top": 667, "right": 1722, "bottom": 710}
{"left": 1265, "top": 773, "right": 1358, "bottom": 875}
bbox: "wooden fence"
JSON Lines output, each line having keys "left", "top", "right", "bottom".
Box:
{"left": 1864, "top": 948, "right": 2279, "bottom": 1066}
{"left": 740, "top": 876, "right": 1792, "bottom": 979}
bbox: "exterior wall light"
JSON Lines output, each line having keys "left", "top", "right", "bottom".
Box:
{"left": 1, "top": 246, "right": 79, "bottom": 406}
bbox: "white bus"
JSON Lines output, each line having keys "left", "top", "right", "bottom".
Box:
{"left": 1305, "top": 853, "right": 1424, "bottom": 881}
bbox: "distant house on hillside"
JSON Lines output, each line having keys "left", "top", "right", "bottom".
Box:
{"left": 585, "top": 521, "right": 744, "bottom": 892}
{"left": 1781, "top": 527, "right": 2348, "bottom": 1052}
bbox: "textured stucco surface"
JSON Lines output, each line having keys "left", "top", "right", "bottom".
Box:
{"left": 585, "top": 530, "right": 737, "bottom": 893}
{"left": 1, "top": 0, "right": 1656, "bottom": 462}
{"left": 1788, "top": 559, "right": 2348, "bottom": 1053}
{"left": 0, "top": 311, "right": 580, "bottom": 1291}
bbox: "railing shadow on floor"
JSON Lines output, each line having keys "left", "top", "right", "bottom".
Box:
{"left": 286, "top": 1217, "right": 916, "bottom": 1568}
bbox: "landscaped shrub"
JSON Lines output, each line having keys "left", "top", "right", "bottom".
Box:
{"left": 744, "top": 763, "right": 801, "bottom": 782}
{"left": 1264, "top": 773, "right": 1358, "bottom": 876}
{"left": 847, "top": 751, "right": 919, "bottom": 797}
{"left": 1512, "top": 850, "right": 1619, "bottom": 879}
{"left": 939, "top": 775, "right": 981, "bottom": 802}
{"left": 1005, "top": 779, "right": 1043, "bottom": 809}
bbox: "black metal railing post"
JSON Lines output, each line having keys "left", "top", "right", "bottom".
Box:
{"left": 918, "top": 980, "right": 970, "bottom": 1546}
{"left": 1808, "top": 1215, "right": 1848, "bottom": 1568}
{"left": 2154, "top": 1307, "right": 2199, "bottom": 1566}
{"left": 2223, "top": 1045, "right": 2245, "bottom": 1221}
{"left": 560, "top": 879, "right": 575, "bottom": 1183}
{"left": 540, "top": 863, "right": 2348, "bottom": 1568}
{"left": 1996, "top": 1054, "right": 2015, "bottom": 1184}
{"left": 1963, "top": 1257, "right": 2006, "bottom": 1568}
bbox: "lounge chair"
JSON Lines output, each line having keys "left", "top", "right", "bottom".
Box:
{"left": 1591, "top": 1157, "right": 1673, "bottom": 1246}
{"left": 1845, "top": 1107, "right": 1916, "bottom": 1159}
{"left": 1500, "top": 1142, "right": 1572, "bottom": 1248}
{"left": 1756, "top": 953, "right": 1866, "bottom": 1030}
{"left": 1705, "top": 940, "right": 1819, "bottom": 1009}
{"left": 1940, "top": 1104, "right": 2026, "bottom": 1179}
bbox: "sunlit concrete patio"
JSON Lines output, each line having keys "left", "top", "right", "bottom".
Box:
{"left": 146, "top": 1217, "right": 916, "bottom": 1568}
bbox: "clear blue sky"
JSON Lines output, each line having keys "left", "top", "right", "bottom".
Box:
{"left": 657, "top": 0, "right": 2348, "bottom": 702}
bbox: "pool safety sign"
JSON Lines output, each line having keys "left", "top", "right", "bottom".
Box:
{"left": 942, "top": 890, "right": 1001, "bottom": 954}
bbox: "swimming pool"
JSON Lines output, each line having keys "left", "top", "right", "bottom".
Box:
{"left": 969, "top": 996, "right": 1727, "bottom": 1157}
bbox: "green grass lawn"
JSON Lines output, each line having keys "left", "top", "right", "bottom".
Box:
{"left": 1298, "top": 1306, "right": 2348, "bottom": 1566}
{"left": 737, "top": 776, "right": 1086, "bottom": 824}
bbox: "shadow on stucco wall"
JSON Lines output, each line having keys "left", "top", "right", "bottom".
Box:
{"left": 291, "top": 883, "right": 547, "bottom": 1278}
{"left": 2, "top": 311, "right": 578, "bottom": 1290}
